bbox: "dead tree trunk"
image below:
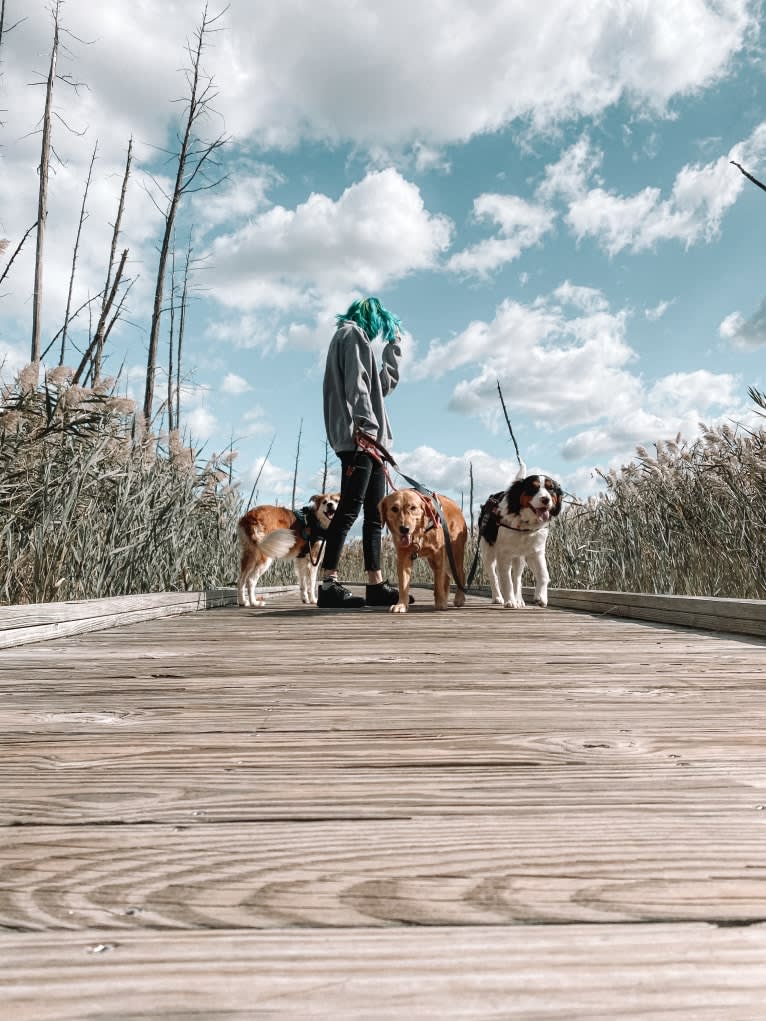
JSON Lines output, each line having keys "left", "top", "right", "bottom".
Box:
{"left": 291, "top": 419, "right": 303, "bottom": 510}
{"left": 142, "top": 3, "right": 228, "bottom": 425}
{"left": 469, "top": 461, "right": 475, "bottom": 535}
{"left": 60, "top": 141, "right": 97, "bottom": 365}
{"left": 71, "top": 248, "right": 128, "bottom": 384}
{"left": 175, "top": 235, "right": 193, "bottom": 429}
{"left": 92, "top": 137, "right": 133, "bottom": 383}
{"left": 321, "top": 440, "right": 330, "bottom": 493}
{"left": 167, "top": 241, "right": 177, "bottom": 432}
{"left": 31, "top": 1, "right": 61, "bottom": 369}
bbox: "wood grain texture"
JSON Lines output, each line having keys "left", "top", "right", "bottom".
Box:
{"left": 1, "top": 589, "right": 766, "bottom": 1016}
{"left": 2, "top": 925, "right": 766, "bottom": 1021}
{"left": 0, "top": 587, "right": 289, "bottom": 649}
{"left": 533, "top": 586, "right": 766, "bottom": 638}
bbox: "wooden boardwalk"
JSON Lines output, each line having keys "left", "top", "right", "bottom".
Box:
{"left": 2, "top": 589, "right": 766, "bottom": 1019}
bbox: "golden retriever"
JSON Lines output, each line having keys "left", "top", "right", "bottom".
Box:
{"left": 238, "top": 493, "right": 340, "bottom": 607}
{"left": 379, "top": 489, "right": 467, "bottom": 613}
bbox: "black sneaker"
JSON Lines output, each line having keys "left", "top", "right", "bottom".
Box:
{"left": 365, "top": 580, "right": 415, "bottom": 606}
{"left": 317, "top": 580, "right": 365, "bottom": 609}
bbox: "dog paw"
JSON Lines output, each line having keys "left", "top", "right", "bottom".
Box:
{"left": 454, "top": 592, "right": 466, "bottom": 607}
{"left": 531, "top": 597, "right": 547, "bottom": 607}
{"left": 492, "top": 596, "right": 504, "bottom": 605}
{"left": 390, "top": 602, "right": 408, "bottom": 614}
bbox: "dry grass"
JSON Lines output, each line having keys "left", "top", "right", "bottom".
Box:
{"left": 545, "top": 404, "right": 766, "bottom": 598}
{"left": 0, "top": 366, "right": 243, "bottom": 604}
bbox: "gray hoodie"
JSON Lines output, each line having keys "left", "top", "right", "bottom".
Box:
{"left": 323, "top": 320, "right": 401, "bottom": 454}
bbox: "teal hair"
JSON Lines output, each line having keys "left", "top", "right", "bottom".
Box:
{"left": 336, "top": 296, "right": 401, "bottom": 343}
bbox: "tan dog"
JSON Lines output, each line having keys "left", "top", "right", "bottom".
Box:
{"left": 379, "top": 489, "right": 467, "bottom": 613}
{"left": 238, "top": 493, "right": 340, "bottom": 607}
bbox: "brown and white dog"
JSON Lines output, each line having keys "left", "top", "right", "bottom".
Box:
{"left": 237, "top": 493, "right": 340, "bottom": 607}
{"left": 478, "top": 463, "right": 563, "bottom": 608}
{"left": 379, "top": 489, "right": 467, "bottom": 613}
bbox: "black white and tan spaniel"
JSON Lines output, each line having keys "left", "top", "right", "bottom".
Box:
{"left": 478, "top": 463, "right": 563, "bottom": 608}
{"left": 237, "top": 493, "right": 340, "bottom": 607}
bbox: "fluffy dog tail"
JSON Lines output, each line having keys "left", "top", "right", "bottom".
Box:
{"left": 256, "top": 528, "right": 297, "bottom": 559}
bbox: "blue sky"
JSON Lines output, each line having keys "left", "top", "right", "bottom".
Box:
{"left": 2, "top": 0, "right": 766, "bottom": 512}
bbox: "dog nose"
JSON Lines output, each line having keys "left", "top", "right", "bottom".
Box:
{"left": 399, "top": 526, "right": 410, "bottom": 535}
{"left": 539, "top": 495, "right": 550, "bottom": 505}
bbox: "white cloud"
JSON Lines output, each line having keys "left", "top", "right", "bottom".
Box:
{"left": 217, "top": 1, "right": 756, "bottom": 147}
{"left": 191, "top": 169, "right": 282, "bottom": 231}
{"left": 563, "top": 122, "right": 766, "bottom": 255}
{"left": 447, "top": 195, "right": 556, "bottom": 277}
{"left": 414, "top": 290, "right": 638, "bottom": 432}
{"left": 647, "top": 370, "right": 740, "bottom": 411}
{"left": 413, "top": 287, "right": 756, "bottom": 472}
{"left": 204, "top": 169, "right": 452, "bottom": 316}
{"left": 719, "top": 300, "right": 766, "bottom": 350}
{"left": 646, "top": 300, "right": 672, "bottom": 321}
{"left": 221, "top": 373, "right": 252, "bottom": 394}
{"left": 185, "top": 405, "right": 218, "bottom": 441}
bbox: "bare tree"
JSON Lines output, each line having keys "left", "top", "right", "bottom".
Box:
{"left": 59, "top": 140, "right": 97, "bottom": 364}
{"left": 291, "top": 419, "right": 303, "bottom": 510}
{"left": 496, "top": 378, "right": 523, "bottom": 468}
{"left": 175, "top": 236, "right": 194, "bottom": 429}
{"left": 142, "top": 4, "right": 229, "bottom": 424}
{"left": 469, "top": 461, "right": 475, "bottom": 535}
{"left": 246, "top": 433, "right": 276, "bottom": 509}
{"left": 30, "top": 1, "right": 60, "bottom": 367}
{"left": 70, "top": 248, "right": 128, "bottom": 383}
{"left": 91, "top": 136, "right": 133, "bottom": 383}
{"left": 29, "top": 0, "right": 87, "bottom": 368}
{"left": 167, "top": 238, "right": 178, "bottom": 431}
{"left": 321, "top": 440, "right": 330, "bottom": 493}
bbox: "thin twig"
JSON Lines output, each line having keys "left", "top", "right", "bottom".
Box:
{"left": 496, "top": 379, "right": 522, "bottom": 466}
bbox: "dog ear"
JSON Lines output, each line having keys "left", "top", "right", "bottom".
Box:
{"left": 378, "top": 494, "right": 389, "bottom": 526}
{"left": 506, "top": 479, "right": 525, "bottom": 514}
{"left": 549, "top": 480, "right": 564, "bottom": 517}
{"left": 309, "top": 494, "right": 323, "bottom": 506}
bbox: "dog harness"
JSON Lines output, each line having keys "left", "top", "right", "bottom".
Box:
{"left": 293, "top": 506, "right": 328, "bottom": 565}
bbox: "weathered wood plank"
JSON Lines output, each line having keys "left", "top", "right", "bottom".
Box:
{"left": 0, "top": 588, "right": 291, "bottom": 650}
{"left": 2, "top": 762, "right": 765, "bottom": 825}
{"left": 2, "top": 815, "right": 766, "bottom": 931}
{"left": 537, "top": 587, "right": 766, "bottom": 638}
{"left": 2, "top": 924, "right": 766, "bottom": 1020}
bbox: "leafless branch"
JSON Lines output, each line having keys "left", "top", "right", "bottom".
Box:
{"left": 731, "top": 160, "right": 766, "bottom": 194}
{"left": 496, "top": 379, "right": 523, "bottom": 467}
{"left": 0, "top": 222, "right": 38, "bottom": 288}
{"left": 60, "top": 141, "right": 97, "bottom": 364}
{"left": 143, "top": 4, "right": 230, "bottom": 423}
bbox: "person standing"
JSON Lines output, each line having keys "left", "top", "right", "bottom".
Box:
{"left": 318, "top": 296, "right": 409, "bottom": 609}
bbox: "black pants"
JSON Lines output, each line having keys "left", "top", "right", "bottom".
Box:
{"left": 322, "top": 451, "right": 385, "bottom": 574}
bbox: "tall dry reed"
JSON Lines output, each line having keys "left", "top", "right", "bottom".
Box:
{"left": 0, "top": 366, "right": 245, "bottom": 604}
{"left": 545, "top": 413, "right": 766, "bottom": 598}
